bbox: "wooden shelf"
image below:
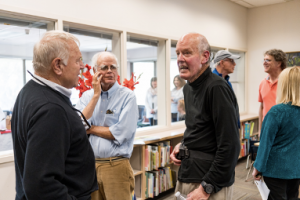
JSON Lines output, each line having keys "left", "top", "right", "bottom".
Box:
{"left": 133, "top": 169, "right": 143, "bottom": 176}
{"left": 240, "top": 114, "right": 259, "bottom": 122}
{"left": 131, "top": 130, "right": 184, "bottom": 200}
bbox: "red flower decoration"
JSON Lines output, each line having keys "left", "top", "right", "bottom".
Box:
{"left": 75, "top": 64, "right": 93, "bottom": 98}
{"left": 123, "top": 73, "right": 139, "bottom": 91}
{"left": 76, "top": 65, "right": 141, "bottom": 97}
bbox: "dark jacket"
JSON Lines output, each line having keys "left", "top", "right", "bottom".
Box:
{"left": 178, "top": 67, "right": 240, "bottom": 193}
{"left": 12, "top": 80, "right": 98, "bottom": 200}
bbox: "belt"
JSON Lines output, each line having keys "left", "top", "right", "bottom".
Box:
{"left": 187, "top": 150, "right": 215, "bottom": 161}
{"left": 95, "top": 156, "right": 127, "bottom": 163}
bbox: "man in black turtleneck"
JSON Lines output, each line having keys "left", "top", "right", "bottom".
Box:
{"left": 170, "top": 33, "right": 240, "bottom": 200}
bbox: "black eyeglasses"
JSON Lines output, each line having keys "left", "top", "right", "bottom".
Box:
{"left": 224, "top": 58, "right": 235, "bottom": 64}
{"left": 96, "top": 64, "right": 118, "bottom": 71}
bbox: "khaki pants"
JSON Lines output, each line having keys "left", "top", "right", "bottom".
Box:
{"left": 91, "top": 157, "right": 134, "bottom": 200}
{"left": 174, "top": 181, "right": 233, "bottom": 200}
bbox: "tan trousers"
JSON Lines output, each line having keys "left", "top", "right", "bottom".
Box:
{"left": 91, "top": 157, "right": 134, "bottom": 200}
{"left": 174, "top": 181, "right": 233, "bottom": 200}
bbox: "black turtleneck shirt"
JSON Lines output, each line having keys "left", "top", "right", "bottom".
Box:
{"left": 178, "top": 66, "right": 240, "bottom": 193}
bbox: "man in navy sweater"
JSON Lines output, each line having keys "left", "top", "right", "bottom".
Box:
{"left": 11, "top": 30, "right": 98, "bottom": 200}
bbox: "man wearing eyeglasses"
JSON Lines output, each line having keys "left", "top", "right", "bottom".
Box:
{"left": 76, "top": 52, "right": 138, "bottom": 200}
{"left": 212, "top": 50, "right": 240, "bottom": 90}
{"left": 258, "top": 49, "right": 287, "bottom": 137}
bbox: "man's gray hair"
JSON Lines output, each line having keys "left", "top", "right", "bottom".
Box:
{"left": 214, "top": 61, "right": 221, "bottom": 69}
{"left": 193, "top": 33, "right": 211, "bottom": 65}
{"left": 33, "top": 30, "right": 80, "bottom": 74}
{"left": 91, "top": 52, "right": 119, "bottom": 70}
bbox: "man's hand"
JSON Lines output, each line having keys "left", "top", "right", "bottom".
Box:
{"left": 86, "top": 125, "right": 95, "bottom": 135}
{"left": 150, "top": 109, "right": 155, "bottom": 114}
{"left": 186, "top": 185, "right": 210, "bottom": 200}
{"left": 92, "top": 71, "right": 102, "bottom": 97}
{"left": 252, "top": 167, "right": 262, "bottom": 181}
{"left": 170, "top": 143, "right": 182, "bottom": 166}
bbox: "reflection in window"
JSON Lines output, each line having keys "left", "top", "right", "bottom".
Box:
{"left": 170, "top": 43, "right": 185, "bottom": 123}
{"left": 63, "top": 25, "right": 114, "bottom": 105}
{"left": 127, "top": 36, "right": 158, "bottom": 128}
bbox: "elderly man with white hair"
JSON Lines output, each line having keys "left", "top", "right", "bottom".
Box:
{"left": 76, "top": 51, "right": 138, "bottom": 200}
{"left": 11, "top": 30, "right": 98, "bottom": 200}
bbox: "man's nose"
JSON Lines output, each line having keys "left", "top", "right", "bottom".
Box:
{"left": 177, "top": 53, "right": 184, "bottom": 61}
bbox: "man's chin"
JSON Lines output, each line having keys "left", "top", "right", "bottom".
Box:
{"left": 179, "top": 72, "right": 189, "bottom": 80}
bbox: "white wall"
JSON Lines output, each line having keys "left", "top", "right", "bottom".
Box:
{"left": 0, "top": 160, "right": 15, "bottom": 200}
{"left": 0, "top": 0, "right": 247, "bottom": 49}
{"left": 247, "top": 0, "right": 300, "bottom": 114}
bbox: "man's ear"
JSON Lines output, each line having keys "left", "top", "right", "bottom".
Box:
{"left": 51, "top": 58, "right": 63, "bottom": 75}
{"left": 201, "top": 50, "right": 210, "bottom": 64}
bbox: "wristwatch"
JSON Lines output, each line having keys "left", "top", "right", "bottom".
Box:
{"left": 201, "top": 181, "right": 214, "bottom": 194}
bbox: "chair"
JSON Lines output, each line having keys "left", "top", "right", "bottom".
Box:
{"left": 245, "top": 141, "right": 260, "bottom": 182}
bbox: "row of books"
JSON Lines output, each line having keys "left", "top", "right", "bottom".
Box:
{"left": 145, "top": 141, "right": 173, "bottom": 171}
{"left": 241, "top": 121, "right": 255, "bottom": 139}
{"left": 145, "top": 167, "right": 176, "bottom": 198}
{"left": 240, "top": 140, "right": 250, "bottom": 157}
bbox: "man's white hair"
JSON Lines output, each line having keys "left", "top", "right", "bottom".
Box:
{"left": 91, "top": 51, "right": 119, "bottom": 70}
{"left": 32, "top": 30, "right": 80, "bottom": 74}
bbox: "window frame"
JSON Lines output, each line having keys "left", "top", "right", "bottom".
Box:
{"left": 0, "top": 9, "right": 248, "bottom": 159}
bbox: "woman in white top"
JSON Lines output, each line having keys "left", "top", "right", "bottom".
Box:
{"left": 171, "top": 75, "right": 185, "bottom": 122}
{"left": 145, "top": 77, "right": 157, "bottom": 126}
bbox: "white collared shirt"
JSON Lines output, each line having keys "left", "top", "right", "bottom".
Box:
{"left": 32, "top": 74, "right": 72, "bottom": 98}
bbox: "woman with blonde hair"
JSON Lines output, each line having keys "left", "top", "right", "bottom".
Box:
{"left": 252, "top": 66, "right": 300, "bottom": 200}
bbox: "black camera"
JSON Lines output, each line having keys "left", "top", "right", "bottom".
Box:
{"left": 175, "top": 143, "right": 189, "bottom": 160}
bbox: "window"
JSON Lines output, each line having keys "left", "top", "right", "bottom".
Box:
{"left": 63, "top": 23, "right": 120, "bottom": 105}
{"left": 0, "top": 16, "right": 54, "bottom": 110}
{"left": 228, "top": 50, "right": 245, "bottom": 113}
{"left": 127, "top": 35, "right": 161, "bottom": 128}
{"left": 170, "top": 41, "right": 186, "bottom": 123}
{"left": 0, "top": 15, "right": 54, "bottom": 152}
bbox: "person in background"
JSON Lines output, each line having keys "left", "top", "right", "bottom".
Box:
{"left": 11, "top": 30, "right": 98, "bottom": 200}
{"left": 253, "top": 66, "right": 300, "bottom": 200}
{"left": 258, "top": 49, "right": 287, "bottom": 136}
{"left": 145, "top": 77, "right": 157, "bottom": 126}
{"left": 177, "top": 99, "right": 186, "bottom": 121}
{"left": 76, "top": 51, "right": 138, "bottom": 200}
{"left": 171, "top": 75, "right": 185, "bottom": 122}
{"left": 212, "top": 50, "right": 240, "bottom": 89}
{"left": 213, "top": 50, "right": 241, "bottom": 129}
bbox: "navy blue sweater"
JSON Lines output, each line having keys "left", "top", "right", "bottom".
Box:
{"left": 12, "top": 80, "right": 98, "bottom": 200}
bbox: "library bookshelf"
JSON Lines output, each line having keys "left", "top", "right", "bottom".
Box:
{"left": 130, "top": 128, "right": 184, "bottom": 200}
{"left": 239, "top": 114, "right": 259, "bottom": 159}
{"left": 131, "top": 114, "right": 259, "bottom": 199}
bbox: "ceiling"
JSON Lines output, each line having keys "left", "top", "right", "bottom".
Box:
{"left": 230, "top": 0, "right": 293, "bottom": 8}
